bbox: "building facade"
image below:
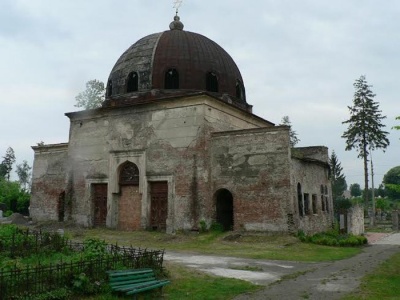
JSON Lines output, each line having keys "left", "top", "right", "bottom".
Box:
{"left": 30, "top": 15, "right": 333, "bottom": 234}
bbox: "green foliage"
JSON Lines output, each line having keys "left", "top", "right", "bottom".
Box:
{"left": 0, "top": 178, "right": 30, "bottom": 214}
{"left": 297, "top": 229, "right": 367, "bottom": 247}
{"left": 333, "top": 197, "right": 352, "bottom": 212}
{"left": 1, "top": 147, "right": 16, "bottom": 181}
{"left": 383, "top": 166, "right": 400, "bottom": 200}
{"left": 342, "top": 75, "right": 390, "bottom": 207}
{"left": 329, "top": 150, "right": 347, "bottom": 204}
{"left": 30, "top": 288, "right": 72, "bottom": 300}
{"left": 199, "top": 219, "right": 208, "bottom": 232}
{"left": 16, "top": 160, "right": 31, "bottom": 191}
{"left": 82, "top": 238, "right": 108, "bottom": 259}
{"left": 72, "top": 273, "right": 105, "bottom": 295}
{"left": 209, "top": 222, "right": 224, "bottom": 233}
{"left": 75, "top": 79, "right": 105, "bottom": 110}
{"left": 349, "top": 183, "right": 362, "bottom": 197}
{"left": 280, "top": 115, "right": 300, "bottom": 147}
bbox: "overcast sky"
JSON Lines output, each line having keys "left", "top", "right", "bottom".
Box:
{"left": 0, "top": 0, "right": 399, "bottom": 187}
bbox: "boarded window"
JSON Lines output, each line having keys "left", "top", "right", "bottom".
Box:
{"left": 119, "top": 162, "right": 139, "bottom": 186}
{"left": 165, "top": 68, "right": 179, "bottom": 89}
{"left": 127, "top": 72, "right": 138, "bottom": 92}
{"left": 206, "top": 72, "right": 218, "bottom": 92}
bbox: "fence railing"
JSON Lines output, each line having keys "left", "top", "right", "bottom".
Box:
{"left": 0, "top": 229, "right": 165, "bottom": 300}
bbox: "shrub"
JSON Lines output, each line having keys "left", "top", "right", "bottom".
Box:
{"left": 298, "top": 229, "right": 367, "bottom": 247}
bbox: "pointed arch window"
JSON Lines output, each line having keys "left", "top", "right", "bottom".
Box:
{"left": 119, "top": 162, "right": 139, "bottom": 186}
{"left": 206, "top": 72, "right": 219, "bottom": 92}
{"left": 107, "top": 80, "right": 113, "bottom": 97}
{"left": 236, "top": 80, "right": 245, "bottom": 101}
{"left": 127, "top": 72, "right": 138, "bottom": 92}
{"left": 165, "top": 68, "right": 179, "bottom": 89}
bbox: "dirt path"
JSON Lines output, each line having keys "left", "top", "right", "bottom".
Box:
{"left": 164, "top": 233, "right": 400, "bottom": 300}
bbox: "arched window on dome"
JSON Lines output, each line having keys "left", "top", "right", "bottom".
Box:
{"left": 107, "top": 80, "right": 113, "bottom": 97}
{"left": 236, "top": 80, "right": 245, "bottom": 101}
{"left": 206, "top": 72, "right": 219, "bottom": 93}
{"left": 165, "top": 68, "right": 179, "bottom": 89}
{"left": 126, "top": 72, "right": 138, "bottom": 93}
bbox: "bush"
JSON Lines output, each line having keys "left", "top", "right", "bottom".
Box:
{"left": 297, "top": 229, "right": 367, "bottom": 247}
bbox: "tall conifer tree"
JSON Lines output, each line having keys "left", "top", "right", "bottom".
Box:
{"left": 342, "top": 75, "right": 389, "bottom": 208}
{"left": 329, "top": 150, "right": 347, "bottom": 204}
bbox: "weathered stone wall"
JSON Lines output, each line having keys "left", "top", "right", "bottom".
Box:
{"left": 64, "top": 95, "right": 271, "bottom": 231}
{"left": 210, "top": 126, "right": 292, "bottom": 232}
{"left": 30, "top": 144, "right": 68, "bottom": 221}
{"left": 347, "top": 205, "right": 364, "bottom": 235}
{"left": 291, "top": 147, "right": 334, "bottom": 234}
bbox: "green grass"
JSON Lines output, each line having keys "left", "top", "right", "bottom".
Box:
{"left": 343, "top": 252, "right": 400, "bottom": 300}
{"left": 73, "top": 228, "right": 361, "bottom": 262}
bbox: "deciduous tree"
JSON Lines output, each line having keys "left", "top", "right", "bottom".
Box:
{"left": 1, "top": 147, "right": 16, "bottom": 181}
{"left": 75, "top": 79, "right": 105, "bottom": 110}
{"left": 350, "top": 183, "right": 362, "bottom": 197}
{"left": 280, "top": 116, "right": 300, "bottom": 147}
{"left": 342, "top": 75, "right": 389, "bottom": 208}
{"left": 383, "top": 166, "right": 400, "bottom": 200}
{"left": 16, "top": 160, "right": 32, "bottom": 191}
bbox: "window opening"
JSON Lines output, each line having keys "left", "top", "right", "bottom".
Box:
{"left": 165, "top": 68, "right": 179, "bottom": 89}
{"left": 304, "top": 193, "right": 310, "bottom": 215}
{"left": 107, "top": 80, "right": 113, "bottom": 97}
{"left": 312, "top": 194, "right": 318, "bottom": 214}
{"left": 321, "top": 185, "right": 325, "bottom": 212}
{"left": 119, "top": 162, "right": 139, "bottom": 186}
{"left": 235, "top": 80, "right": 245, "bottom": 101}
{"left": 206, "top": 72, "right": 219, "bottom": 92}
{"left": 127, "top": 72, "right": 138, "bottom": 92}
{"left": 324, "top": 185, "right": 329, "bottom": 213}
{"left": 297, "top": 183, "right": 303, "bottom": 217}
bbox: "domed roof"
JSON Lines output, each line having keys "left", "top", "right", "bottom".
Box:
{"left": 105, "top": 15, "right": 248, "bottom": 109}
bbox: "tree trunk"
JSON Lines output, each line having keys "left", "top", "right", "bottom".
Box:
{"left": 363, "top": 149, "right": 369, "bottom": 212}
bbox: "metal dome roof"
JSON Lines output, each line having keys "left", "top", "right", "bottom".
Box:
{"left": 105, "top": 16, "right": 247, "bottom": 107}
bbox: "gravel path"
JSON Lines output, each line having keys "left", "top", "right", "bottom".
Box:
{"left": 164, "top": 233, "right": 400, "bottom": 300}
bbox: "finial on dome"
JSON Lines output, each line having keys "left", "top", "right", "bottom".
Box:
{"left": 170, "top": 0, "right": 184, "bottom": 30}
{"left": 170, "top": 15, "right": 184, "bottom": 30}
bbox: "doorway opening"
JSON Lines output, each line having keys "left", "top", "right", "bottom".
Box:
{"left": 215, "top": 189, "right": 234, "bottom": 231}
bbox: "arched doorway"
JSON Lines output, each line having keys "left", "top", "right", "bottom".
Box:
{"left": 215, "top": 189, "right": 234, "bottom": 231}
{"left": 118, "top": 161, "right": 141, "bottom": 230}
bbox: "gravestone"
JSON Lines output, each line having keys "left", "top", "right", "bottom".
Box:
{"left": 0, "top": 210, "right": 3, "bottom": 219}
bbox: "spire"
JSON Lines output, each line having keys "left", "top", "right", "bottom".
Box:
{"left": 170, "top": 0, "right": 184, "bottom": 30}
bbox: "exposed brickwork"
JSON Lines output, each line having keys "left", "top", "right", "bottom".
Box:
{"left": 118, "top": 185, "right": 141, "bottom": 230}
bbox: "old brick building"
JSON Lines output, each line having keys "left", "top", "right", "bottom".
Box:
{"left": 30, "top": 15, "right": 333, "bottom": 234}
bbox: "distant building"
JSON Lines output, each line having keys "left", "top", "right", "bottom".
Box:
{"left": 30, "top": 15, "right": 333, "bottom": 234}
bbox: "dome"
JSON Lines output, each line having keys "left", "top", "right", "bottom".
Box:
{"left": 105, "top": 15, "right": 248, "bottom": 109}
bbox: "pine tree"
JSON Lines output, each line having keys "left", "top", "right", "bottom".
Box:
{"left": 342, "top": 75, "right": 389, "bottom": 208}
{"left": 329, "top": 150, "right": 347, "bottom": 204}
{"left": 280, "top": 116, "right": 300, "bottom": 147}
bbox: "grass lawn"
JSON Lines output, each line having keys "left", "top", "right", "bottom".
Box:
{"left": 342, "top": 252, "right": 400, "bottom": 300}
{"left": 71, "top": 228, "right": 361, "bottom": 262}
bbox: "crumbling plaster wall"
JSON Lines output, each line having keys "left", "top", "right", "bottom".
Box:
{"left": 30, "top": 144, "right": 68, "bottom": 221}
{"left": 65, "top": 95, "right": 271, "bottom": 231}
{"left": 291, "top": 147, "right": 334, "bottom": 234}
{"left": 210, "top": 126, "right": 292, "bottom": 232}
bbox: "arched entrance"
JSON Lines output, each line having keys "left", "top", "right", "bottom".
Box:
{"left": 118, "top": 161, "right": 141, "bottom": 230}
{"left": 215, "top": 189, "right": 234, "bottom": 231}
